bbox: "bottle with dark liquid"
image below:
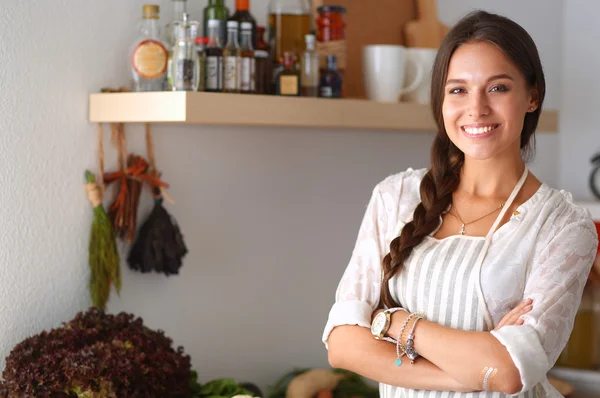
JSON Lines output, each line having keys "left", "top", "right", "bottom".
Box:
{"left": 319, "top": 55, "right": 342, "bottom": 98}
{"left": 204, "top": 19, "right": 224, "bottom": 92}
{"left": 268, "top": 0, "right": 311, "bottom": 62}
{"left": 230, "top": 0, "right": 257, "bottom": 49}
{"left": 254, "top": 26, "right": 271, "bottom": 95}
{"left": 223, "top": 21, "right": 241, "bottom": 93}
{"left": 275, "top": 51, "right": 300, "bottom": 96}
{"left": 239, "top": 22, "right": 256, "bottom": 94}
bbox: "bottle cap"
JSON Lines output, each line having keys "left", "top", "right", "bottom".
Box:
{"left": 143, "top": 5, "right": 160, "bottom": 19}
{"left": 305, "top": 34, "right": 316, "bottom": 44}
{"left": 241, "top": 22, "right": 253, "bottom": 30}
{"left": 227, "top": 20, "right": 239, "bottom": 29}
{"left": 207, "top": 19, "right": 221, "bottom": 28}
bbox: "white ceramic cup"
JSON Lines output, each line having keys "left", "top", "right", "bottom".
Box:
{"left": 401, "top": 48, "right": 438, "bottom": 104}
{"left": 362, "top": 45, "right": 424, "bottom": 103}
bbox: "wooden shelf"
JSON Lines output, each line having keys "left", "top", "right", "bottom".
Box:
{"left": 89, "top": 92, "right": 559, "bottom": 132}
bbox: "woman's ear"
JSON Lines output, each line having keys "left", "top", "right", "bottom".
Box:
{"left": 527, "top": 87, "right": 540, "bottom": 112}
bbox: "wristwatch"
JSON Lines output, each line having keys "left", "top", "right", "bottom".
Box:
{"left": 370, "top": 308, "right": 405, "bottom": 340}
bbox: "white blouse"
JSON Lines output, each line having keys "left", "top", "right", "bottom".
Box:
{"left": 322, "top": 168, "right": 599, "bottom": 397}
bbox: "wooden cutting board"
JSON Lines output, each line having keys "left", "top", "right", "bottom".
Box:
{"left": 315, "top": 0, "right": 417, "bottom": 98}
{"left": 404, "top": 0, "right": 450, "bottom": 48}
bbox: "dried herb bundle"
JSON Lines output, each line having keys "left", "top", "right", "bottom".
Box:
{"left": 1, "top": 308, "right": 192, "bottom": 397}
{"left": 85, "top": 170, "right": 121, "bottom": 311}
{"left": 128, "top": 188, "right": 188, "bottom": 275}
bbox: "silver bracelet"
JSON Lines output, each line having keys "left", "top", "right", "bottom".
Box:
{"left": 404, "top": 314, "right": 424, "bottom": 364}
{"left": 482, "top": 367, "right": 497, "bottom": 391}
{"left": 394, "top": 313, "right": 416, "bottom": 366}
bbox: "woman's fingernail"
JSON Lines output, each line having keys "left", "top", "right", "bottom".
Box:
{"left": 524, "top": 305, "right": 532, "bottom": 311}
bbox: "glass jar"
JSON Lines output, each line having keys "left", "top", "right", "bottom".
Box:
{"left": 268, "top": 0, "right": 311, "bottom": 62}
{"left": 316, "top": 5, "right": 346, "bottom": 41}
{"left": 171, "top": 13, "right": 200, "bottom": 91}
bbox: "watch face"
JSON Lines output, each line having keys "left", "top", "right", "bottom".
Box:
{"left": 371, "top": 312, "right": 387, "bottom": 335}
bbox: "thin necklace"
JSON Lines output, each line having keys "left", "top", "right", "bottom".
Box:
{"left": 447, "top": 202, "right": 505, "bottom": 236}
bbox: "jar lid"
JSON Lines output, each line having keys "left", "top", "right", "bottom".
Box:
{"left": 317, "top": 5, "right": 347, "bottom": 14}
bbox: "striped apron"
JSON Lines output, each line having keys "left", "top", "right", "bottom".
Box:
{"left": 384, "top": 167, "right": 544, "bottom": 398}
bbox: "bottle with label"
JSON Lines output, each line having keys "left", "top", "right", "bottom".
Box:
{"left": 275, "top": 51, "right": 300, "bottom": 96}
{"left": 165, "top": 0, "right": 188, "bottom": 90}
{"left": 203, "top": 0, "right": 229, "bottom": 48}
{"left": 230, "top": 0, "right": 257, "bottom": 49}
{"left": 316, "top": 6, "right": 347, "bottom": 76}
{"left": 301, "top": 34, "right": 319, "bottom": 97}
{"left": 239, "top": 22, "right": 256, "bottom": 94}
{"left": 204, "top": 19, "right": 224, "bottom": 92}
{"left": 171, "top": 13, "right": 200, "bottom": 91}
{"left": 131, "top": 5, "right": 169, "bottom": 92}
{"left": 319, "top": 55, "right": 342, "bottom": 98}
{"left": 268, "top": 0, "right": 311, "bottom": 62}
{"left": 223, "top": 21, "right": 241, "bottom": 93}
{"left": 254, "top": 25, "right": 271, "bottom": 95}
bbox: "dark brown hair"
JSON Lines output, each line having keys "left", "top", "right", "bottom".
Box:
{"left": 380, "top": 10, "right": 546, "bottom": 308}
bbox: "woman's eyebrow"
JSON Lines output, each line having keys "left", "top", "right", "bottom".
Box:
{"left": 445, "top": 74, "right": 515, "bottom": 86}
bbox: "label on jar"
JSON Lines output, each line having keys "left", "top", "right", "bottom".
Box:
{"left": 320, "top": 86, "right": 333, "bottom": 98}
{"left": 224, "top": 56, "right": 238, "bottom": 91}
{"left": 279, "top": 75, "right": 298, "bottom": 96}
{"left": 206, "top": 55, "right": 222, "bottom": 90}
{"left": 240, "top": 57, "right": 255, "bottom": 92}
{"left": 316, "top": 40, "right": 347, "bottom": 70}
{"left": 132, "top": 40, "right": 168, "bottom": 79}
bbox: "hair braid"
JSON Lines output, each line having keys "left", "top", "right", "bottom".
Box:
{"left": 380, "top": 134, "right": 463, "bottom": 308}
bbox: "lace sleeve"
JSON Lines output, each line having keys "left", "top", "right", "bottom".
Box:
{"left": 491, "top": 213, "right": 599, "bottom": 392}
{"left": 321, "top": 183, "right": 388, "bottom": 348}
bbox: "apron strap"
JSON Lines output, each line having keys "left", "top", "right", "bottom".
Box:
{"left": 477, "top": 166, "right": 529, "bottom": 329}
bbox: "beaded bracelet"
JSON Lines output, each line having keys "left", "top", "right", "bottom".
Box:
{"left": 394, "top": 312, "right": 418, "bottom": 366}
{"left": 404, "top": 314, "right": 424, "bottom": 364}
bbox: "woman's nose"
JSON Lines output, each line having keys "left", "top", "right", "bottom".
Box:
{"left": 468, "top": 93, "right": 490, "bottom": 117}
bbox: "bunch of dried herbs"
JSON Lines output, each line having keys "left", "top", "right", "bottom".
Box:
{"left": 1, "top": 308, "right": 192, "bottom": 397}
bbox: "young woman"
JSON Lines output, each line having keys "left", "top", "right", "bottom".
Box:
{"left": 322, "top": 10, "right": 598, "bottom": 397}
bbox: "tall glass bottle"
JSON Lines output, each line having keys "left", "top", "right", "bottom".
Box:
{"left": 254, "top": 25, "right": 271, "bottom": 95}
{"left": 165, "top": 0, "right": 188, "bottom": 90}
{"left": 223, "top": 21, "right": 241, "bottom": 93}
{"left": 239, "top": 22, "right": 256, "bottom": 94}
{"left": 171, "top": 13, "right": 200, "bottom": 91}
{"left": 203, "top": 0, "right": 229, "bottom": 48}
{"left": 204, "top": 19, "right": 224, "bottom": 92}
{"left": 230, "top": 0, "right": 257, "bottom": 49}
{"left": 301, "top": 34, "right": 319, "bottom": 97}
{"left": 131, "top": 5, "right": 168, "bottom": 92}
{"left": 268, "top": 0, "right": 311, "bottom": 62}
{"left": 275, "top": 51, "right": 300, "bottom": 96}
{"left": 319, "top": 55, "right": 343, "bottom": 98}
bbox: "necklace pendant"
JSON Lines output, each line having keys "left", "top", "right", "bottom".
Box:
{"left": 459, "top": 224, "right": 466, "bottom": 235}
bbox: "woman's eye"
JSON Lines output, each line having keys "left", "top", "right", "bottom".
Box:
{"left": 490, "top": 85, "right": 509, "bottom": 92}
{"left": 449, "top": 87, "right": 465, "bottom": 94}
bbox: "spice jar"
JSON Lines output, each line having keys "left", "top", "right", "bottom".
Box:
{"left": 316, "top": 6, "right": 346, "bottom": 71}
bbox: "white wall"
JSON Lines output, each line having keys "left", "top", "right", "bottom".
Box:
{"left": 560, "top": 0, "right": 600, "bottom": 200}
{"left": 0, "top": 0, "right": 569, "bottom": 393}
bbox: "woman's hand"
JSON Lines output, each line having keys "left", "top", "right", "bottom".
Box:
{"left": 493, "top": 298, "right": 533, "bottom": 331}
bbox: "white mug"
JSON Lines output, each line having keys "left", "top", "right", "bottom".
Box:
{"left": 362, "top": 45, "right": 424, "bottom": 103}
{"left": 401, "top": 48, "right": 438, "bottom": 104}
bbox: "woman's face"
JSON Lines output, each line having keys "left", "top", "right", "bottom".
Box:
{"left": 442, "top": 41, "right": 537, "bottom": 161}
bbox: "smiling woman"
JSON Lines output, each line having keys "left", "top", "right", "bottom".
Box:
{"left": 322, "top": 10, "right": 598, "bottom": 398}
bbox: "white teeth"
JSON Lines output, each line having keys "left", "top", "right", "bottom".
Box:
{"left": 463, "top": 125, "right": 497, "bottom": 135}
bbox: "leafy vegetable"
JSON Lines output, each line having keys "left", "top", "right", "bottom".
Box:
{"left": 1, "top": 307, "right": 192, "bottom": 397}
